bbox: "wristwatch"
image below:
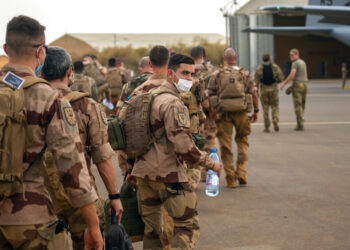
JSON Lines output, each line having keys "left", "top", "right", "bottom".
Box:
{"left": 254, "top": 108, "right": 259, "bottom": 113}
{"left": 108, "top": 193, "right": 121, "bottom": 200}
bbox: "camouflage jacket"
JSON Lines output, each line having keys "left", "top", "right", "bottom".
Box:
{"left": 71, "top": 73, "right": 98, "bottom": 101}
{"left": 0, "top": 64, "right": 97, "bottom": 225}
{"left": 84, "top": 62, "right": 107, "bottom": 86}
{"left": 254, "top": 63, "right": 284, "bottom": 90}
{"left": 132, "top": 73, "right": 167, "bottom": 96}
{"left": 51, "top": 83, "right": 114, "bottom": 173}
{"left": 131, "top": 81, "right": 215, "bottom": 183}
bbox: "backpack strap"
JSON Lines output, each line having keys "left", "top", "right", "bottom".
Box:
{"left": 64, "top": 91, "right": 90, "bottom": 102}
{"left": 22, "top": 76, "right": 50, "bottom": 89}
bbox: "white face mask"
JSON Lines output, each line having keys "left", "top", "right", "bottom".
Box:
{"left": 172, "top": 72, "right": 193, "bottom": 92}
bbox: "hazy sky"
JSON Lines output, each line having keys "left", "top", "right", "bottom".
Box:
{"left": 0, "top": 0, "right": 249, "bottom": 54}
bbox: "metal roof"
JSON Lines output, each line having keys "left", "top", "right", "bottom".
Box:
{"left": 235, "top": 0, "right": 308, "bottom": 15}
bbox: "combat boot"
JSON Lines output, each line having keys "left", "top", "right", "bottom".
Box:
{"left": 226, "top": 175, "right": 237, "bottom": 188}
{"left": 273, "top": 121, "right": 279, "bottom": 132}
{"left": 263, "top": 128, "right": 270, "bottom": 133}
{"left": 294, "top": 125, "right": 304, "bottom": 131}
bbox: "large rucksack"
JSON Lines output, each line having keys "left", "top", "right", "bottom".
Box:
{"left": 261, "top": 64, "right": 276, "bottom": 85}
{"left": 108, "top": 86, "right": 178, "bottom": 158}
{"left": 213, "top": 66, "right": 250, "bottom": 113}
{"left": 71, "top": 75, "right": 98, "bottom": 101}
{"left": 0, "top": 73, "right": 49, "bottom": 200}
{"left": 107, "top": 68, "right": 123, "bottom": 96}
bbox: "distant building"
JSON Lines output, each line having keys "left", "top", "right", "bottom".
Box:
{"left": 50, "top": 33, "right": 225, "bottom": 55}
{"left": 227, "top": 0, "right": 350, "bottom": 78}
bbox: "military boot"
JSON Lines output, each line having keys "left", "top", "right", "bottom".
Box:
{"left": 273, "top": 121, "right": 279, "bottom": 132}
{"left": 226, "top": 175, "right": 237, "bottom": 188}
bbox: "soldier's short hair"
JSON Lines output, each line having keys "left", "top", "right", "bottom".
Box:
{"left": 262, "top": 54, "right": 270, "bottom": 62}
{"left": 149, "top": 45, "right": 169, "bottom": 67}
{"left": 73, "top": 61, "right": 84, "bottom": 74}
{"left": 42, "top": 46, "right": 72, "bottom": 82}
{"left": 289, "top": 49, "right": 299, "bottom": 55}
{"left": 190, "top": 46, "right": 205, "bottom": 60}
{"left": 139, "top": 56, "right": 150, "bottom": 69}
{"left": 168, "top": 54, "right": 194, "bottom": 72}
{"left": 5, "top": 15, "right": 46, "bottom": 57}
{"left": 109, "top": 58, "right": 117, "bottom": 67}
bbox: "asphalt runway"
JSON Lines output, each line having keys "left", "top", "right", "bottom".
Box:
{"left": 93, "top": 79, "right": 350, "bottom": 250}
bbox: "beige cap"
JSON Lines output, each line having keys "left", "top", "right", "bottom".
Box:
{"left": 289, "top": 49, "right": 299, "bottom": 55}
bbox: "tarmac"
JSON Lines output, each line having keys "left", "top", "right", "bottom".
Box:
{"left": 93, "top": 79, "right": 350, "bottom": 250}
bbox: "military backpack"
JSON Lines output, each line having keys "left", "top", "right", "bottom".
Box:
{"left": 0, "top": 72, "right": 49, "bottom": 201}
{"left": 107, "top": 68, "right": 123, "bottom": 96}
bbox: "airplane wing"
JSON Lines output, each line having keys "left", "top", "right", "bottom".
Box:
{"left": 259, "top": 5, "right": 350, "bottom": 25}
{"left": 243, "top": 27, "right": 333, "bottom": 37}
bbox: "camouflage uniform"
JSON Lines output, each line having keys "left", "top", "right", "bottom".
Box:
{"left": 291, "top": 58, "right": 308, "bottom": 130}
{"left": 0, "top": 64, "right": 97, "bottom": 249}
{"left": 254, "top": 63, "right": 284, "bottom": 131}
{"left": 84, "top": 62, "right": 107, "bottom": 101}
{"left": 45, "top": 82, "right": 115, "bottom": 250}
{"left": 71, "top": 73, "right": 98, "bottom": 101}
{"left": 342, "top": 64, "right": 348, "bottom": 88}
{"left": 132, "top": 81, "right": 215, "bottom": 250}
{"left": 208, "top": 65, "right": 256, "bottom": 187}
{"left": 107, "top": 67, "right": 128, "bottom": 111}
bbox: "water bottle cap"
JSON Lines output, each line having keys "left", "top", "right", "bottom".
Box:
{"left": 211, "top": 148, "right": 217, "bottom": 153}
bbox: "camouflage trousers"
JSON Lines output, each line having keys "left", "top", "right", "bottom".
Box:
{"left": 201, "top": 118, "right": 218, "bottom": 181}
{"left": 58, "top": 198, "right": 105, "bottom": 250}
{"left": 342, "top": 73, "right": 347, "bottom": 88}
{"left": 117, "top": 150, "right": 132, "bottom": 176}
{"left": 260, "top": 83, "right": 279, "bottom": 130}
{"left": 216, "top": 112, "right": 251, "bottom": 185}
{"left": 136, "top": 177, "right": 200, "bottom": 250}
{"left": 0, "top": 220, "right": 71, "bottom": 250}
{"left": 292, "top": 82, "right": 308, "bottom": 128}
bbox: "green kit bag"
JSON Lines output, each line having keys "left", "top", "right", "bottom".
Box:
{"left": 191, "top": 132, "right": 206, "bottom": 150}
{"left": 107, "top": 117, "right": 126, "bottom": 150}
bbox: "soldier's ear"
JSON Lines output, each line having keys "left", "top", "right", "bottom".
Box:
{"left": 3, "top": 44, "right": 8, "bottom": 55}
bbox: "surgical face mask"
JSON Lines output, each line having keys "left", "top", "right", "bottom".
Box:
{"left": 172, "top": 71, "right": 193, "bottom": 92}
{"left": 35, "top": 48, "right": 45, "bottom": 77}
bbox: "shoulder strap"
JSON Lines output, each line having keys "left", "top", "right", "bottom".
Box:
{"left": 152, "top": 86, "right": 179, "bottom": 99}
{"left": 64, "top": 91, "right": 90, "bottom": 102}
{"left": 22, "top": 76, "right": 50, "bottom": 89}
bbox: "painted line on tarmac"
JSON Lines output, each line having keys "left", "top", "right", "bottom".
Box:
{"left": 252, "top": 121, "right": 350, "bottom": 126}
{"left": 307, "top": 94, "right": 350, "bottom": 97}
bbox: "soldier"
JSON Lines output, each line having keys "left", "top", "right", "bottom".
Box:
{"left": 83, "top": 54, "right": 108, "bottom": 101}
{"left": 118, "top": 56, "right": 152, "bottom": 110}
{"left": 341, "top": 62, "right": 348, "bottom": 89}
{"left": 208, "top": 48, "right": 259, "bottom": 188}
{"left": 41, "top": 46, "right": 123, "bottom": 250}
{"left": 115, "top": 58, "right": 133, "bottom": 82}
{"left": 254, "top": 54, "right": 284, "bottom": 132}
{"left": 130, "top": 53, "right": 221, "bottom": 250}
{"left": 190, "top": 46, "right": 217, "bottom": 182}
{"left": 107, "top": 57, "right": 127, "bottom": 111}
{"left": 280, "top": 49, "right": 308, "bottom": 131}
{"left": 0, "top": 15, "right": 102, "bottom": 249}
{"left": 71, "top": 60, "right": 98, "bottom": 101}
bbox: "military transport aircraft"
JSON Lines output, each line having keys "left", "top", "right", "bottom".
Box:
{"left": 244, "top": 0, "right": 350, "bottom": 46}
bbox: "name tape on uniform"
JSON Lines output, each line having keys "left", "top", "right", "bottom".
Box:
{"left": 2, "top": 72, "right": 25, "bottom": 89}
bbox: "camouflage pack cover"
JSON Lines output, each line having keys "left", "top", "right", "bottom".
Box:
{"left": 107, "top": 69, "right": 123, "bottom": 95}
{"left": 0, "top": 75, "right": 49, "bottom": 200}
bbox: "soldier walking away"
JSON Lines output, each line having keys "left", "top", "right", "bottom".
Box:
{"left": 208, "top": 48, "right": 259, "bottom": 188}
{"left": 254, "top": 54, "right": 284, "bottom": 132}
{"left": 280, "top": 49, "right": 308, "bottom": 131}
{"left": 341, "top": 62, "right": 348, "bottom": 89}
{"left": 107, "top": 57, "right": 127, "bottom": 112}
{"left": 0, "top": 15, "right": 102, "bottom": 249}
{"left": 130, "top": 54, "right": 221, "bottom": 250}
{"left": 42, "top": 46, "right": 123, "bottom": 250}
{"left": 71, "top": 60, "right": 98, "bottom": 101}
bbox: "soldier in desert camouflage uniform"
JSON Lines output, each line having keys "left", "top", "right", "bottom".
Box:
{"left": 42, "top": 46, "right": 123, "bottom": 250}
{"left": 71, "top": 60, "right": 98, "bottom": 101}
{"left": 254, "top": 54, "right": 284, "bottom": 132}
{"left": 0, "top": 15, "right": 102, "bottom": 250}
{"left": 131, "top": 53, "right": 221, "bottom": 250}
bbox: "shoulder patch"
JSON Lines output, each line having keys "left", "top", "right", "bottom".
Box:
{"left": 176, "top": 106, "right": 190, "bottom": 127}
{"left": 96, "top": 104, "right": 108, "bottom": 128}
{"left": 61, "top": 100, "right": 79, "bottom": 134}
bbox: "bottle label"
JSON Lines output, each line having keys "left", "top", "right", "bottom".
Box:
{"left": 206, "top": 174, "right": 219, "bottom": 186}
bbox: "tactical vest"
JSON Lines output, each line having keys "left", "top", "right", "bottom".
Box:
{"left": 71, "top": 75, "right": 98, "bottom": 101}
{"left": 107, "top": 69, "right": 123, "bottom": 96}
{"left": 216, "top": 66, "right": 250, "bottom": 112}
{"left": 0, "top": 73, "right": 49, "bottom": 201}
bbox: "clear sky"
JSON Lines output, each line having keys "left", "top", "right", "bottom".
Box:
{"left": 0, "top": 0, "right": 249, "bottom": 55}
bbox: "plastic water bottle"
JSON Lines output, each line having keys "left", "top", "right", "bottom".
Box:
{"left": 206, "top": 148, "right": 220, "bottom": 197}
{"left": 102, "top": 99, "right": 114, "bottom": 110}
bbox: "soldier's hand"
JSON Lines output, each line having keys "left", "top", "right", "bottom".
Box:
{"left": 212, "top": 162, "right": 222, "bottom": 176}
{"left": 251, "top": 112, "right": 258, "bottom": 123}
{"left": 280, "top": 83, "right": 285, "bottom": 90}
{"left": 109, "top": 199, "right": 124, "bottom": 224}
{"left": 84, "top": 226, "right": 103, "bottom": 250}
{"left": 126, "top": 174, "right": 136, "bottom": 188}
